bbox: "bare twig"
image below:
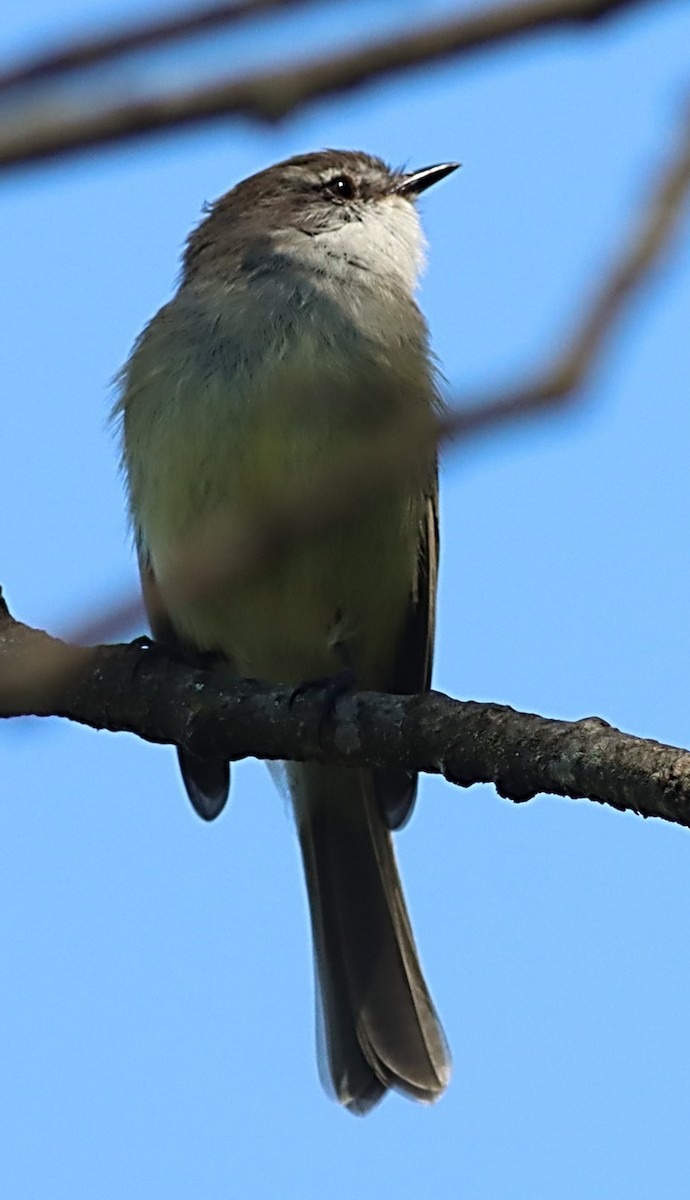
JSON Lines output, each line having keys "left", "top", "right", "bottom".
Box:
{"left": 0, "top": 0, "right": 668, "bottom": 172}
{"left": 1, "top": 595, "right": 689, "bottom": 827}
{"left": 0, "top": 0, "right": 313, "bottom": 95}
{"left": 443, "top": 91, "right": 690, "bottom": 438}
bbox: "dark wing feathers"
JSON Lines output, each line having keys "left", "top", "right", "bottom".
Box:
{"left": 374, "top": 478, "right": 439, "bottom": 830}
{"left": 138, "top": 553, "right": 230, "bottom": 821}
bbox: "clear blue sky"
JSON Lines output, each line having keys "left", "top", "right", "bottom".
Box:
{"left": 2, "top": 1, "right": 690, "bottom": 1196}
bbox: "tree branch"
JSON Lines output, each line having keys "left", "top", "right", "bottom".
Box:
{"left": 444, "top": 90, "right": 690, "bottom": 438}
{"left": 0, "top": 0, "right": 314, "bottom": 95}
{"left": 1, "top": 594, "right": 689, "bottom": 828}
{"left": 0, "top": 0, "right": 670, "bottom": 172}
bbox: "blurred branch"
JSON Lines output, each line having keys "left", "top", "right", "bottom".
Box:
{"left": 444, "top": 90, "right": 690, "bottom": 438}
{"left": 2, "top": 592, "right": 689, "bottom": 826}
{"left": 0, "top": 0, "right": 668, "bottom": 172}
{"left": 0, "top": 0, "right": 313, "bottom": 94}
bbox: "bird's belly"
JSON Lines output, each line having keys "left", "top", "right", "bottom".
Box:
{"left": 142, "top": 410, "right": 421, "bottom": 687}
{"left": 201, "top": 510, "right": 417, "bottom": 684}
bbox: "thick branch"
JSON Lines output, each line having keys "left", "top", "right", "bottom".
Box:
{"left": 0, "top": 0, "right": 669, "bottom": 171}
{"left": 1, "top": 595, "right": 689, "bottom": 828}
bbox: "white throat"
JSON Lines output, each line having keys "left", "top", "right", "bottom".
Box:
{"left": 285, "top": 195, "right": 426, "bottom": 294}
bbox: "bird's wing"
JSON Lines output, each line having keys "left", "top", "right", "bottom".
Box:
{"left": 138, "top": 551, "right": 230, "bottom": 822}
{"left": 374, "top": 474, "right": 439, "bottom": 830}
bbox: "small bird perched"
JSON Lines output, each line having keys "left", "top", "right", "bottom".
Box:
{"left": 115, "top": 149, "right": 457, "bottom": 1113}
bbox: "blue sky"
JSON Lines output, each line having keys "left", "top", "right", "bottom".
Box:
{"left": 2, "top": 1, "right": 690, "bottom": 1196}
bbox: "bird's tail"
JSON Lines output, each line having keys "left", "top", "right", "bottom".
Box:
{"left": 290, "top": 762, "right": 450, "bottom": 1114}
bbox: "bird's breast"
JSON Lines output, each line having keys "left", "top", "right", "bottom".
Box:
{"left": 121, "top": 280, "right": 433, "bottom": 682}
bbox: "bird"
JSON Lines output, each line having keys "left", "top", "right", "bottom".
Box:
{"left": 114, "top": 149, "right": 458, "bottom": 1113}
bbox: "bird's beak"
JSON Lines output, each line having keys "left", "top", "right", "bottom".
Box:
{"left": 393, "top": 162, "right": 460, "bottom": 197}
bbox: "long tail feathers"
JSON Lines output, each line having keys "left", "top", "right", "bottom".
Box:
{"left": 290, "top": 763, "right": 450, "bottom": 1114}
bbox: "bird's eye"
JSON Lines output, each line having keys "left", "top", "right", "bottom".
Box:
{"left": 322, "top": 175, "right": 356, "bottom": 201}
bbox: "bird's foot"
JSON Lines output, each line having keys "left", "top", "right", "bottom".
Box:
{"left": 289, "top": 667, "right": 357, "bottom": 738}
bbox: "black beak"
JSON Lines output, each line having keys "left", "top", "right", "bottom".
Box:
{"left": 393, "top": 161, "right": 460, "bottom": 197}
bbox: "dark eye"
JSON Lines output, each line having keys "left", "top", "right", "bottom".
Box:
{"left": 322, "top": 175, "right": 356, "bottom": 201}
